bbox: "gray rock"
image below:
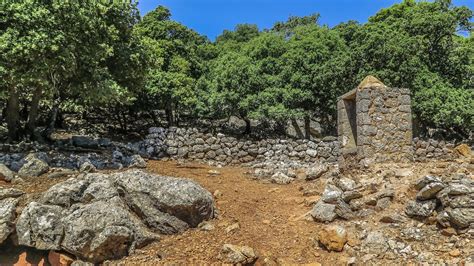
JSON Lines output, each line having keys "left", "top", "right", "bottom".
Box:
{"left": 336, "top": 177, "right": 357, "bottom": 191}
{"left": 270, "top": 172, "right": 293, "bottom": 185}
{"left": 342, "top": 190, "right": 363, "bottom": 202}
{"left": 0, "top": 164, "right": 14, "bottom": 182}
{"left": 311, "top": 200, "right": 338, "bottom": 222}
{"left": 16, "top": 170, "right": 215, "bottom": 263}
{"left": 447, "top": 208, "right": 474, "bottom": 229}
{"left": 362, "top": 231, "right": 389, "bottom": 253}
{"left": 306, "top": 149, "right": 318, "bottom": 157}
{"left": 376, "top": 197, "right": 392, "bottom": 210}
{"left": 0, "top": 197, "right": 19, "bottom": 244}
{"left": 0, "top": 188, "right": 24, "bottom": 200}
{"left": 380, "top": 214, "right": 407, "bottom": 223}
{"left": 111, "top": 170, "right": 215, "bottom": 234}
{"left": 18, "top": 153, "right": 49, "bottom": 177}
{"left": 128, "top": 155, "right": 147, "bottom": 168}
{"left": 334, "top": 200, "right": 355, "bottom": 220}
{"left": 219, "top": 244, "right": 258, "bottom": 265}
{"left": 414, "top": 176, "right": 442, "bottom": 190}
{"left": 16, "top": 202, "right": 65, "bottom": 250}
{"left": 79, "top": 161, "right": 96, "bottom": 173}
{"left": 321, "top": 184, "right": 342, "bottom": 204}
{"left": 305, "top": 164, "right": 328, "bottom": 180}
{"left": 61, "top": 197, "right": 155, "bottom": 262}
{"left": 405, "top": 199, "right": 437, "bottom": 218}
{"left": 416, "top": 182, "right": 445, "bottom": 200}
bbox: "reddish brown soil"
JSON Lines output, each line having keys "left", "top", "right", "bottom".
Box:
{"left": 115, "top": 160, "right": 346, "bottom": 265}
{"left": 2, "top": 159, "right": 472, "bottom": 265}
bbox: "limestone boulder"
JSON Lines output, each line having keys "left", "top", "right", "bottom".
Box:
{"left": 0, "top": 197, "right": 19, "bottom": 244}
{"left": 305, "top": 164, "right": 328, "bottom": 181}
{"left": 18, "top": 153, "right": 49, "bottom": 177}
{"left": 270, "top": 172, "right": 293, "bottom": 185}
{"left": 0, "top": 163, "right": 14, "bottom": 182}
{"left": 16, "top": 170, "right": 216, "bottom": 263}
{"left": 311, "top": 200, "right": 338, "bottom": 223}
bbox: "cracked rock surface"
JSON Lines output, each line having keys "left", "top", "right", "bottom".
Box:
{"left": 15, "top": 169, "right": 215, "bottom": 263}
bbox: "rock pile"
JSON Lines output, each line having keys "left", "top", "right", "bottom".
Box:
{"left": 11, "top": 170, "right": 215, "bottom": 263}
{"left": 311, "top": 176, "right": 394, "bottom": 223}
{"left": 0, "top": 150, "right": 148, "bottom": 180}
{"left": 406, "top": 175, "right": 474, "bottom": 229}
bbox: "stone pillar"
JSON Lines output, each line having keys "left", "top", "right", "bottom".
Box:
{"left": 338, "top": 76, "right": 414, "bottom": 170}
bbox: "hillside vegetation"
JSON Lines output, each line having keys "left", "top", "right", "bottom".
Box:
{"left": 0, "top": 0, "right": 472, "bottom": 141}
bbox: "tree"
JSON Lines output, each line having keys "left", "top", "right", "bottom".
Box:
{"left": 281, "top": 25, "right": 352, "bottom": 135}
{"left": 205, "top": 51, "right": 260, "bottom": 133}
{"left": 242, "top": 32, "right": 305, "bottom": 126}
{"left": 0, "top": 1, "right": 146, "bottom": 141}
{"left": 135, "top": 6, "right": 207, "bottom": 126}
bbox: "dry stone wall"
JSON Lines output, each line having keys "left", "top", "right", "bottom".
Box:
{"left": 139, "top": 127, "right": 465, "bottom": 168}
{"left": 140, "top": 127, "right": 339, "bottom": 166}
{"left": 413, "top": 138, "right": 457, "bottom": 161}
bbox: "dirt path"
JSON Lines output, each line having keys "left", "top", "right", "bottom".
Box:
{"left": 116, "top": 160, "right": 345, "bottom": 265}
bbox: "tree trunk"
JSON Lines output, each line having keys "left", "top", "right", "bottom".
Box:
{"left": 165, "top": 102, "right": 174, "bottom": 127}
{"left": 304, "top": 115, "right": 311, "bottom": 139}
{"left": 6, "top": 87, "right": 21, "bottom": 141}
{"left": 42, "top": 95, "right": 61, "bottom": 141}
{"left": 25, "top": 87, "right": 43, "bottom": 140}
{"left": 243, "top": 117, "right": 251, "bottom": 135}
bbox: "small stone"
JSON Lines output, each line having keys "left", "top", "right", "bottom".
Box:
{"left": 375, "top": 197, "right": 392, "bottom": 210}
{"left": 414, "top": 176, "right": 442, "bottom": 190}
{"left": 321, "top": 184, "right": 342, "bottom": 203}
{"left": 219, "top": 244, "right": 258, "bottom": 265}
{"left": 317, "top": 225, "right": 347, "bottom": 252}
{"left": 270, "top": 172, "right": 293, "bottom": 185}
{"left": 0, "top": 188, "right": 24, "bottom": 200}
{"left": 380, "top": 214, "right": 407, "bottom": 224}
{"left": 416, "top": 182, "right": 445, "bottom": 200}
{"left": 311, "top": 201, "right": 338, "bottom": 223}
{"left": 213, "top": 190, "right": 223, "bottom": 198}
{"left": 336, "top": 177, "right": 356, "bottom": 191}
{"left": 342, "top": 190, "right": 363, "bottom": 202}
{"left": 79, "top": 161, "right": 96, "bottom": 173}
{"left": 449, "top": 249, "right": 461, "bottom": 257}
{"left": 198, "top": 221, "right": 215, "bottom": 231}
{"left": 225, "top": 222, "right": 240, "bottom": 233}
{"left": 18, "top": 153, "right": 49, "bottom": 177}
{"left": 0, "top": 164, "right": 14, "bottom": 182}
{"left": 306, "top": 165, "right": 328, "bottom": 181}
{"left": 405, "top": 199, "right": 437, "bottom": 218}
{"left": 128, "top": 155, "right": 147, "bottom": 168}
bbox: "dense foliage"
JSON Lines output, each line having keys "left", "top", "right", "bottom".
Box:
{"left": 0, "top": 0, "right": 472, "bottom": 141}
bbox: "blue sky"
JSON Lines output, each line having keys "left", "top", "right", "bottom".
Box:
{"left": 138, "top": 0, "right": 474, "bottom": 40}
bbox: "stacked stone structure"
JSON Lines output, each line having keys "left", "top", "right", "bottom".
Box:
{"left": 338, "top": 76, "right": 414, "bottom": 170}
{"left": 140, "top": 127, "right": 339, "bottom": 166}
